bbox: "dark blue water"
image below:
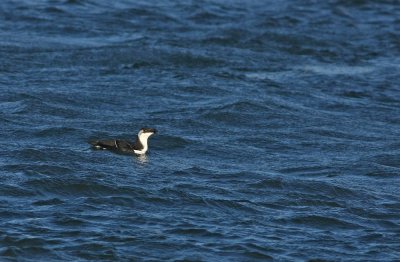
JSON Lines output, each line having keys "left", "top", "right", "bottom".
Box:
{"left": 1, "top": 0, "right": 400, "bottom": 260}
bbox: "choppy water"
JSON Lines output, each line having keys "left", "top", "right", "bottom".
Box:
{"left": 1, "top": 0, "right": 400, "bottom": 261}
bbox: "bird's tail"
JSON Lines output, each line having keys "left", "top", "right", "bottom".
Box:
{"left": 89, "top": 140, "right": 103, "bottom": 149}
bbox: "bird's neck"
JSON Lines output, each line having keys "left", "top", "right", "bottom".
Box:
{"left": 138, "top": 135, "right": 149, "bottom": 151}
{"left": 134, "top": 132, "right": 152, "bottom": 154}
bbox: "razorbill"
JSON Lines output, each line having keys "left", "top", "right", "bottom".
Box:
{"left": 89, "top": 127, "right": 157, "bottom": 155}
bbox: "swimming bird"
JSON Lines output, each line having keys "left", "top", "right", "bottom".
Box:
{"left": 89, "top": 127, "right": 157, "bottom": 155}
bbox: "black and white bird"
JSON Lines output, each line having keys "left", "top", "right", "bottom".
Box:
{"left": 89, "top": 127, "right": 157, "bottom": 155}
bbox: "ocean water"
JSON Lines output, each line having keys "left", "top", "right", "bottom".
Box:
{"left": 1, "top": 0, "right": 400, "bottom": 261}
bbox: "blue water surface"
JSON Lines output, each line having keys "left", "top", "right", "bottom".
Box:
{"left": 1, "top": 0, "right": 400, "bottom": 261}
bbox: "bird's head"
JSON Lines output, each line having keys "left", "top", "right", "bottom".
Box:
{"left": 138, "top": 127, "right": 157, "bottom": 141}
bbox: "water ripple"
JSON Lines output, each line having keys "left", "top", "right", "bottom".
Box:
{"left": 1, "top": 0, "right": 400, "bottom": 260}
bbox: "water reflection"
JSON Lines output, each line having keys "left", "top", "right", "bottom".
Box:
{"left": 134, "top": 154, "right": 149, "bottom": 165}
